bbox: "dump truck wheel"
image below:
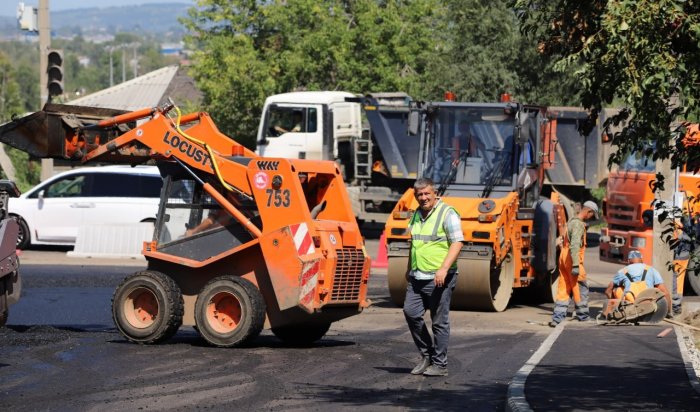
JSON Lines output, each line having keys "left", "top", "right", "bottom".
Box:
{"left": 12, "top": 216, "right": 29, "bottom": 250}
{"left": 112, "top": 270, "right": 184, "bottom": 344}
{"left": 271, "top": 323, "right": 331, "bottom": 347}
{"left": 194, "top": 276, "right": 266, "bottom": 348}
{"left": 387, "top": 256, "right": 409, "bottom": 307}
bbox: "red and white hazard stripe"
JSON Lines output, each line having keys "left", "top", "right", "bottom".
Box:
{"left": 299, "top": 260, "right": 320, "bottom": 309}
{"left": 290, "top": 223, "right": 315, "bottom": 256}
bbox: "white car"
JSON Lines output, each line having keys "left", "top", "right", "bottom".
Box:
{"left": 10, "top": 165, "right": 163, "bottom": 249}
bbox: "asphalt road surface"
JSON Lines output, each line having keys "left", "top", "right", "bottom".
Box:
{"left": 0, "top": 241, "right": 636, "bottom": 411}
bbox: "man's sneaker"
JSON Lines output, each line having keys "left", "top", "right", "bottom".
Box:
{"left": 423, "top": 364, "right": 448, "bottom": 377}
{"left": 410, "top": 356, "right": 431, "bottom": 375}
{"left": 548, "top": 321, "right": 558, "bottom": 328}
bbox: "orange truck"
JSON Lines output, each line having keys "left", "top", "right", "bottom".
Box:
{"left": 599, "top": 124, "right": 700, "bottom": 295}
{"left": 0, "top": 102, "right": 371, "bottom": 346}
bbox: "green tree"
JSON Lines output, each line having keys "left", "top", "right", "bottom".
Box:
{"left": 513, "top": 0, "right": 700, "bottom": 171}
{"left": 181, "top": 0, "right": 442, "bottom": 147}
{"left": 0, "top": 51, "right": 40, "bottom": 191}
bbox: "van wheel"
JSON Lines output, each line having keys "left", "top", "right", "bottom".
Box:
{"left": 12, "top": 216, "right": 29, "bottom": 250}
{"left": 272, "top": 323, "right": 331, "bottom": 347}
{"left": 195, "top": 276, "right": 266, "bottom": 347}
{"left": 112, "top": 270, "right": 184, "bottom": 344}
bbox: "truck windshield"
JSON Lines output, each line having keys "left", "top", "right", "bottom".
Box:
{"left": 262, "top": 106, "right": 317, "bottom": 138}
{"left": 423, "top": 107, "right": 517, "bottom": 187}
{"left": 621, "top": 151, "right": 655, "bottom": 172}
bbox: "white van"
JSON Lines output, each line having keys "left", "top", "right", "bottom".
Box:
{"left": 10, "top": 165, "right": 162, "bottom": 249}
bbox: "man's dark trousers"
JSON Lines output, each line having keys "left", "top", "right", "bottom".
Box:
{"left": 403, "top": 272, "right": 457, "bottom": 368}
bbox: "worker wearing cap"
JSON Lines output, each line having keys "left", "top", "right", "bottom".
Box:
{"left": 605, "top": 250, "right": 671, "bottom": 311}
{"left": 550, "top": 200, "right": 598, "bottom": 327}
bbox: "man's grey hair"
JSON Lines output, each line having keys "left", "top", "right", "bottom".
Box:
{"left": 414, "top": 177, "right": 435, "bottom": 191}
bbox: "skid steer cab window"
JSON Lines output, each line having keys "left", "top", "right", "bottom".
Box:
{"left": 155, "top": 177, "right": 261, "bottom": 260}
{"left": 264, "top": 106, "right": 317, "bottom": 138}
{"left": 423, "top": 107, "right": 516, "bottom": 188}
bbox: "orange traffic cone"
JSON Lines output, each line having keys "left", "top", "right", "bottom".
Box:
{"left": 372, "top": 232, "right": 388, "bottom": 269}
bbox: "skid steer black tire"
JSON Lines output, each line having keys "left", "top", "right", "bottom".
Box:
{"left": 272, "top": 323, "right": 331, "bottom": 347}
{"left": 112, "top": 270, "right": 184, "bottom": 344}
{"left": 194, "top": 276, "right": 266, "bottom": 348}
{"left": 12, "top": 216, "right": 29, "bottom": 250}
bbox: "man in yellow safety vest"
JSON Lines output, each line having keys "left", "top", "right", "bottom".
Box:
{"left": 404, "top": 177, "right": 464, "bottom": 377}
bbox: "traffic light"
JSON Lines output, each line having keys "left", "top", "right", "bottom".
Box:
{"left": 47, "top": 49, "right": 64, "bottom": 98}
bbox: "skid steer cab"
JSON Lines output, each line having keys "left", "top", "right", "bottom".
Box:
{"left": 0, "top": 102, "right": 371, "bottom": 347}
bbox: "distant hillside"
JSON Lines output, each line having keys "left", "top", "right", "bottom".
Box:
{"left": 0, "top": 3, "right": 190, "bottom": 40}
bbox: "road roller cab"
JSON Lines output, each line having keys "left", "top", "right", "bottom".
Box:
{"left": 385, "top": 99, "right": 564, "bottom": 311}
{"left": 0, "top": 102, "right": 371, "bottom": 346}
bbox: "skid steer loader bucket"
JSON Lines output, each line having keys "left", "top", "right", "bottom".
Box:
{"left": 0, "top": 104, "right": 129, "bottom": 160}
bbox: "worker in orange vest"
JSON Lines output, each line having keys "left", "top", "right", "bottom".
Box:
{"left": 549, "top": 200, "right": 598, "bottom": 327}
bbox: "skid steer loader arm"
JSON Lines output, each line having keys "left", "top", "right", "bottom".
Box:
{"left": 0, "top": 104, "right": 130, "bottom": 160}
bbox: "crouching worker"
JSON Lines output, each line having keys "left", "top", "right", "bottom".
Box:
{"left": 604, "top": 250, "right": 672, "bottom": 313}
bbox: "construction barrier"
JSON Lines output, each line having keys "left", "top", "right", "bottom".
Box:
{"left": 67, "top": 223, "right": 152, "bottom": 260}
{"left": 372, "top": 232, "right": 388, "bottom": 269}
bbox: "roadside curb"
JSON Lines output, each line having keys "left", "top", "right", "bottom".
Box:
{"left": 676, "top": 302, "right": 700, "bottom": 396}
{"left": 506, "top": 322, "right": 565, "bottom": 412}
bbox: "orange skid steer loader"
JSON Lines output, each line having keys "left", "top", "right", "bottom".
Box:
{"left": 0, "top": 102, "right": 371, "bottom": 347}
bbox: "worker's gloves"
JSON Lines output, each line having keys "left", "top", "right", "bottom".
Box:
{"left": 571, "top": 266, "right": 580, "bottom": 276}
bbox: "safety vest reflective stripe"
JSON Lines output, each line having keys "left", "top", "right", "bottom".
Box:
{"left": 411, "top": 234, "right": 447, "bottom": 242}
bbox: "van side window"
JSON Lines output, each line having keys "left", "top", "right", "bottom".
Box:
{"left": 41, "top": 175, "right": 87, "bottom": 198}
{"left": 89, "top": 173, "right": 163, "bottom": 197}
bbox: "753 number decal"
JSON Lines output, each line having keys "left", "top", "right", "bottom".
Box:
{"left": 265, "top": 189, "right": 290, "bottom": 207}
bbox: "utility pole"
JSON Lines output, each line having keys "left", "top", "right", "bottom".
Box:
{"left": 38, "top": 0, "right": 49, "bottom": 107}
{"left": 653, "top": 92, "right": 681, "bottom": 304}
{"left": 133, "top": 44, "right": 137, "bottom": 79}
{"left": 109, "top": 47, "right": 114, "bottom": 87}
{"left": 121, "top": 48, "right": 126, "bottom": 83}
{"left": 653, "top": 157, "right": 676, "bottom": 296}
{"left": 38, "top": 0, "right": 54, "bottom": 181}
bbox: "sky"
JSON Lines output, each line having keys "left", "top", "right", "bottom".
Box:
{"left": 1, "top": 1, "right": 195, "bottom": 17}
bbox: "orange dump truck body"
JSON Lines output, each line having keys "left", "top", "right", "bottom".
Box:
{"left": 600, "top": 124, "right": 700, "bottom": 266}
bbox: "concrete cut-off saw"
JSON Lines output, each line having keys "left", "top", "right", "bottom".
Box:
{"left": 596, "top": 288, "right": 668, "bottom": 325}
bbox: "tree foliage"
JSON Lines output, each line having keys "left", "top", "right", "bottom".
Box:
{"left": 182, "top": 0, "right": 580, "bottom": 147}
{"left": 181, "top": 0, "right": 444, "bottom": 147}
{"left": 0, "top": 51, "right": 40, "bottom": 191}
{"left": 513, "top": 0, "right": 700, "bottom": 171}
